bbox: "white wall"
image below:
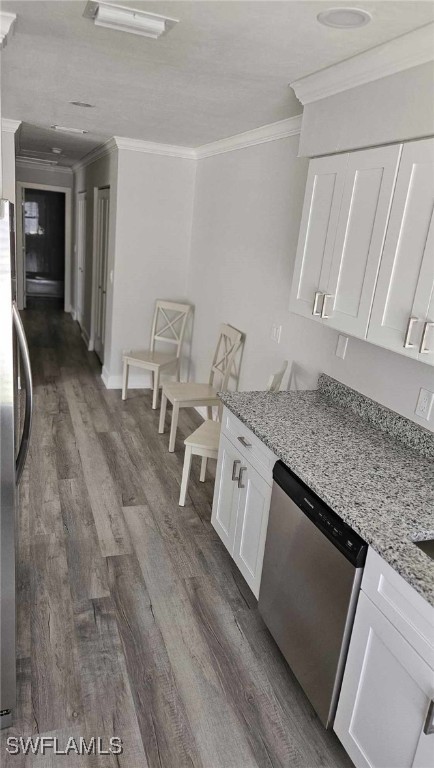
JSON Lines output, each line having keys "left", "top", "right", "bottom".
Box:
{"left": 16, "top": 162, "right": 73, "bottom": 188}
{"left": 1, "top": 128, "right": 17, "bottom": 202}
{"left": 187, "top": 135, "right": 434, "bottom": 431}
{"left": 103, "top": 148, "right": 196, "bottom": 386}
{"left": 299, "top": 62, "right": 434, "bottom": 157}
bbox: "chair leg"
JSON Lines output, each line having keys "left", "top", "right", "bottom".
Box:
{"left": 169, "top": 402, "right": 180, "bottom": 453}
{"left": 175, "top": 360, "right": 181, "bottom": 382}
{"left": 152, "top": 369, "right": 160, "bottom": 410}
{"left": 179, "top": 446, "right": 193, "bottom": 506}
{"left": 206, "top": 405, "right": 213, "bottom": 420}
{"left": 159, "top": 393, "right": 167, "bottom": 433}
{"left": 121, "top": 360, "right": 129, "bottom": 401}
{"left": 200, "top": 456, "right": 207, "bottom": 482}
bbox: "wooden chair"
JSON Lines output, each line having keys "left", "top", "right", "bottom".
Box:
{"left": 178, "top": 360, "right": 288, "bottom": 506}
{"left": 159, "top": 323, "right": 244, "bottom": 452}
{"left": 122, "top": 300, "right": 192, "bottom": 409}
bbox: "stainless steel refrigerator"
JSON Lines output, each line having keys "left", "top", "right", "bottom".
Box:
{"left": 0, "top": 199, "right": 33, "bottom": 729}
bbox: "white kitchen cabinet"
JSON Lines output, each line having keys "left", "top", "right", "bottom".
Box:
{"left": 232, "top": 461, "right": 272, "bottom": 598}
{"left": 334, "top": 547, "right": 434, "bottom": 768}
{"left": 290, "top": 145, "right": 401, "bottom": 338}
{"left": 211, "top": 410, "right": 276, "bottom": 598}
{"left": 325, "top": 144, "right": 401, "bottom": 338}
{"left": 289, "top": 153, "right": 348, "bottom": 322}
{"left": 368, "top": 138, "right": 434, "bottom": 364}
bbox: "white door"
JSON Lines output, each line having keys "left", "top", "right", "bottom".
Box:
{"left": 289, "top": 153, "right": 348, "bottom": 321}
{"left": 94, "top": 187, "right": 110, "bottom": 362}
{"left": 211, "top": 434, "right": 241, "bottom": 554}
{"left": 367, "top": 137, "right": 434, "bottom": 359}
{"left": 334, "top": 591, "right": 434, "bottom": 768}
{"left": 76, "top": 191, "right": 86, "bottom": 326}
{"left": 232, "top": 462, "right": 272, "bottom": 599}
{"left": 324, "top": 144, "right": 401, "bottom": 338}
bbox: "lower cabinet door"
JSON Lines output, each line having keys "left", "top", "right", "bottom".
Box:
{"left": 211, "top": 434, "right": 241, "bottom": 554}
{"left": 232, "top": 462, "right": 272, "bottom": 599}
{"left": 334, "top": 591, "right": 434, "bottom": 768}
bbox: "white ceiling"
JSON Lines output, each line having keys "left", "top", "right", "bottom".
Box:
{"left": 2, "top": 1, "right": 434, "bottom": 165}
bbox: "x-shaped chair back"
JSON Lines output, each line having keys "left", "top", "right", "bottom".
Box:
{"left": 208, "top": 323, "right": 244, "bottom": 392}
{"left": 150, "top": 300, "right": 192, "bottom": 357}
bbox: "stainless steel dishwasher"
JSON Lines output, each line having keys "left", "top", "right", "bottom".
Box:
{"left": 258, "top": 461, "right": 367, "bottom": 729}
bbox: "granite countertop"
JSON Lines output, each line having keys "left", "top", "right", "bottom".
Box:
{"left": 219, "top": 376, "right": 434, "bottom": 607}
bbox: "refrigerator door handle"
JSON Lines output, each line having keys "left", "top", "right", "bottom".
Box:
{"left": 12, "top": 302, "right": 33, "bottom": 484}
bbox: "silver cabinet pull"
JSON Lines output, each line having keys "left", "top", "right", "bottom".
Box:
{"left": 238, "top": 466, "right": 247, "bottom": 489}
{"left": 312, "top": 291, "right": 324, "bottom": 316}
{"left": 423, "top": 700, "right": 434, "bottom": 735}
{"left": 404, "top": 316, "right": 420, "bottom": 348}
{"left": 12, "top": 302, "right": 33, "bottom": 485}
{"left": 321, "top": 294, "right": 334, "bottom": 319}
{"left": 231, "top": 459, "right": 241, "bottom": 482}
{"left": 419, "top": 321, "right": 434, "bottom": 354}
{"left": 238, "top": 435, "right": 252, "bottom": 448}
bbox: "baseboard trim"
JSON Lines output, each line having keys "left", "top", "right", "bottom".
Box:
{"left": 81, "top": 327, "right": 94, "bottom": 352}
{"left": 101, "top": 368, "right": 152, "bottom": 390}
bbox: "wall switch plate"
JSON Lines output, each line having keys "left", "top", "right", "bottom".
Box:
{"left": 415, "top": 388, "right": 434, "bottom": 421}
{"left": 271, "top": 324, "right": 282, "bottom": 344}
{"left": 335, "top": 334, "right": 348, "bottom": 359}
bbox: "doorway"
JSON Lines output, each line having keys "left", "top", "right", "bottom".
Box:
{"left": 92, "top": 187, "right": 110, "bottom": 363}
{"left": 16, "top": 182, "right": 72, "bottom": 312}
{"left": 24, "top": 189, "right": 65, "bottom": 305}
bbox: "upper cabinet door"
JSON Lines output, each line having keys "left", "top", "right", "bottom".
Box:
{"left": 367, "top": 138, "right": 434, "bottom": 360}
{"left": 325, "top": 145, "right": 402, "bottom": 338}
{"left": 289, "top": 153, "right": 348, "bottom": 321}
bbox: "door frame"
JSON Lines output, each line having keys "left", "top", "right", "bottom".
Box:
{"left": 90, "top": 185, "right": 110, "bottom": 357}
{"left": 16, "top": 181, "right": 72, "bottom": 312}
{"left": 75, "top": 190, "right": 87, "bottom": 328}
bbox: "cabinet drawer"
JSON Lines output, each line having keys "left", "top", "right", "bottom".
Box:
{"left": 222, "top": 409, "right": 276, "bottom": 484}
{"left": 362, "top": 547, "right": 434, "bottom": 668}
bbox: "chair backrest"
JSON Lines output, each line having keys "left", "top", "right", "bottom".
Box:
{"left": 150, "top": 300, "right": 192, "bottom": 357}
{"left": 266, "top": 360, "right": 288, "bottom": 392}
{"left": 209, "top": 323, "right": 244, "bottom": 392}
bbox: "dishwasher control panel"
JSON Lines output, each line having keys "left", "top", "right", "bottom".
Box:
{"left": 273, "top": 461, "right": 367, "bottom": 567}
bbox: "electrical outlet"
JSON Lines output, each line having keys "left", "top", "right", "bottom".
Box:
{"left": 415, "top": 388, "right": 434, "bottom": 421}
{"left": 271, "top": 324, "right": 282, "bottom": 344}
{"left": 335, "top": 335, "right": 348, "bottom": 359}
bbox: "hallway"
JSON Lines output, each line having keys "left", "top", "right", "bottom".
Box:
{"left": 1, "top": 306, "right": 352, "bottom": 768}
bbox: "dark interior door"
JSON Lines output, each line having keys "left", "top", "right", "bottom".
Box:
{"left": 24, "top": 189, "right": 65, "bottom": 299}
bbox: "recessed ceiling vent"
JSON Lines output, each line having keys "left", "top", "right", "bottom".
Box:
{"left": 317, "top": 7, "right": 372, "bottom": 28}
{"left": 83, "top": 2, "right": 179, "bottom": 39}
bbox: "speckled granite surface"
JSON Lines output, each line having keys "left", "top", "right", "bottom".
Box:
{"left": 219, "top": 381, "right": 434, "bottom": 607}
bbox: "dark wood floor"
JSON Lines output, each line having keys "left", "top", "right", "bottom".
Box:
{"left": 1, "top": 305, "right": 353, "bottom": 768}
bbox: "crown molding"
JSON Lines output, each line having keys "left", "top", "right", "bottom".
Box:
{"left": 16, "top": 158, "right": 73, "bottom": 174}
{"left": 1, "top": 118, "right": 21, "bottom": 134}
{"left": 195, "top": 115, "right": 302, "bottom": 159}
{"left": 72, "top": 137, "right": 117, "bottom": 171}
{"left": 71, "top": 115, "right": 302, "bottom": 171}
{"left": 291, "top": 23, "right": 434, "bottom": 105}
{"left": 114, "top": 136, "right": 196, "bottom": 159}
{"left": 0, "top": 11, "right": 16, "bottom": 49}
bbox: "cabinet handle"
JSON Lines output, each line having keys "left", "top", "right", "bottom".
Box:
{"left": 404, "top": 316, "right": 419, "bottom": 348}
{"left": 238, "top": 466, "right": 247, "bottom": 489}
{"left": 237, "top": 436, "right": 252, "bottom": 448}
{"left": 419, "top": 321, "right": 434, "bottom": 354}
{"left": 321, "top": 294, "right": 334, "bottom": 319}
{"left": 423, "top": 700, "right": 434, "bottom": 735}
{"left": 312, "top": 291, "right": 324, "bottom": 316}
{"left": 231, "top": 459, "right": 241, "bottom": 482}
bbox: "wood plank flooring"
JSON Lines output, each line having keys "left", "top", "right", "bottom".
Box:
{"left": 1, "top": 304, "right": 353, "bottom": 768}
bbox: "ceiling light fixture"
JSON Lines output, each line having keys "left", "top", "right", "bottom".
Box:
{"left": 70, "top": 101, "right": 95, "bottom": 108}
{"left": 52, "top": 147, "right": 62, "bottom": 154}
{"left": 317, "top": 7, "right": 372, "bottom": 28}
{"left": 83, "top": 1, "right": 178, "bottom": 39}
{"left": 51, "top": 125, "right": 89, "bottom": 134}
